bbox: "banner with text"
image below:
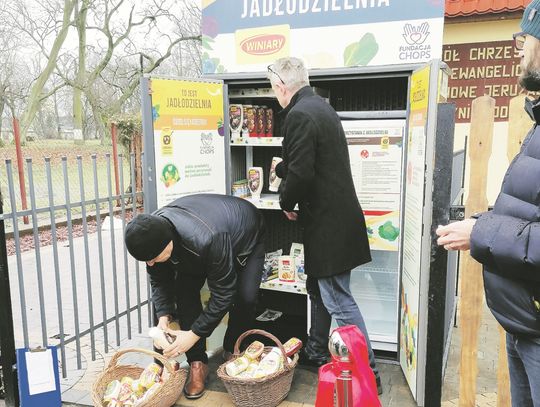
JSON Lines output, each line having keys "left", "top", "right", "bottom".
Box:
{"left": 202, "top": 0, "right": 445, "bottom": 73}
{"left": 443, "top": 41, "right": 521, "bottom": 123}
{"left": 150, "top": 78, "right": 226, "bottom": 207}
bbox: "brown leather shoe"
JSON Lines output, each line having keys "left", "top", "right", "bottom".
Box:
{"left": 184, "top": 361, "right": 209, "bottom": 399}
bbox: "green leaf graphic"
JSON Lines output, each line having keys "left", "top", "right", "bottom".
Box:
{"left": 344, "top": 33, "right": 379, "bottom": 67}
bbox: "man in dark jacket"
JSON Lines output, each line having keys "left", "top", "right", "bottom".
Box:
{"left": 268, "top": 57, "right": 381, "bottom": 392}
{"left": 124, "top": 194, "right": 265, "bottom": 400}
{"left": 437, "top": 3, "right": 540, "bottom": 405}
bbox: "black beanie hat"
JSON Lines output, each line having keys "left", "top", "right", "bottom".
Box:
{"left": 124, "top": 214, "right": 174, "bottom": 261}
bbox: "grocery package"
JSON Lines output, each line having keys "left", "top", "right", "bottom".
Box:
{"left": 229, "top": 104, "right": 243, "bottom": 138}
{"left": 262, "top": 249, "right": 282, "bottom": 281}
{"left": 244, "top": 340, "right": 265, "bottom": 360}
{"left": 232, "top": 179, "right": 249, "bottom": 198}
{"left": 245, "top": 105, "right": 257, "bottom": 137}
{"left": 282, "top": 337, "right": 303, "bottom": 357}
{"left": 248, "top": 167, "right": 263, "bottom": 199}
{"left": 256, "top": 106, "right": 266, "bottom": 137}
{"left": 224, "top": 337, "right": 302, "bottom": 380}
{"left": 148, "top": 327, "right": 173, "bottom": 350}
{"left": 225, "top": 356, "right": 251, "bottom": 377}
{"left": 265, "top": 107, "right": 273, "bottom": 137}
{"left": 278, "top": 256, "right": 295, "bottom": 282}
{"left": 268, "top": 157, "right": 283, "bottom": 192}
{"left": 101, "top": 362, "right": 169, "bottom": 406}
{"left": 289, "top": 243, "right": 306, "bottom": 283}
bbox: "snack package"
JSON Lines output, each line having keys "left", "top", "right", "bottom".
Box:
{"left": 139, "top": 363, "right": 162, "bottom": 389}
{"left": 282, "top": 337, "right": 303, "bottom": 357}
{"left": 225, "top": 355, "right": 251, "bottom": 377}
{"left": 253, "top": 348, "right": 283, "bottom": 378}
{"left": 244, "top": 340, "right": 265, "bottom": 360}
{"left": 278, "top": 256, "right": 295, "bottom": 282}
{"left": 246, "top": 105, "right": 257, "bottom": 137}
{"left": 242, "top": 105, "right": 252, "bottom": 137}
{"left": 262, "top": 249, "right": 282, "bottom": 282}
{"left": 103, "top": 379, "right": 121, "bottom": 404}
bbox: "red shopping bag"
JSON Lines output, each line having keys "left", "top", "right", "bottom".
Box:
{"left": 315, "top": 325, "right": 381, "bottom": 407}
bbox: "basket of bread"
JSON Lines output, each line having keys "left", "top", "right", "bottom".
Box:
{"left": 217, "top": 329, "right": 302, "bottom": 407}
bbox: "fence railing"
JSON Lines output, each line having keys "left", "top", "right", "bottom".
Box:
{"left": 0, "top": 151, "right": 149, "bottom": 389}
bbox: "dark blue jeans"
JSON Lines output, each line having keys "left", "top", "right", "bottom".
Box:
{"left": 506, "top": 332, "right": 540, "bottom": 407}
{"left": 305, "top": 271, "right": 379, "bottom": 379}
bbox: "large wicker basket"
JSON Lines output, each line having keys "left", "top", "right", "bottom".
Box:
{"left": 91, "top": 347, "right": 187, "bottom": 407}
{"left": 217, "top": 329, "right": 299, "bottom": 407}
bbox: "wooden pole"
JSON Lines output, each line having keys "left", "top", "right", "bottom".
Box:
{"left": 12, "top": 118, "right": 29, "bottom": 224}
{"left": 459, "top": 95, "right": 495, "bottom": 407}
{"left": 111, "top": 123, "right": 121, "bottom": 207}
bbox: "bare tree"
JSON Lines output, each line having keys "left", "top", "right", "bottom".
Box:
{"left": 63, "top": 0, "right": 202, "bottom": 141}
{"left": 2, "top": 0, "right": 76, "bottom": 139}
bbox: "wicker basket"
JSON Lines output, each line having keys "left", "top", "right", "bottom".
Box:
{"left": 91, "top": 347, "right": 187, "bottom": 407}
{"left": 217, "top": 329, "right": 299, "bottom": 407}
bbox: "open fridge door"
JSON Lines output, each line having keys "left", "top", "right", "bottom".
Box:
{"left": 141, "top": 76, "right": 229, "bottom": 213}
{"left": 400, "top": 60, "right": 445, "bottom": 405}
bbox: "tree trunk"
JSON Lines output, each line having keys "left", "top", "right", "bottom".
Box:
{"left": 19, "top": 0, "right": 76, "bottom": 140}
{"left": 73, "top": 0, "right": 88, "bottom": 142}
{"left": 131, "top": 132, "right": 143, "bottom": 204}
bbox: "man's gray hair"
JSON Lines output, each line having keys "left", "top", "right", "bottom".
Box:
{"left": 268, "top": 57, "right": 310, "bottom": 92}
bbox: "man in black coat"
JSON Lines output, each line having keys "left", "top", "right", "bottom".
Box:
{"left": 269, "top": 57, "right": 381, "bottom": 392}
{"left": 437, "top": 3, "right": 540, "bottom": 405}
{"left": 124, "top": 194, "right": 265, "bottom": 400}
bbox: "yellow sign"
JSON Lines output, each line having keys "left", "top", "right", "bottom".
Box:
{"left": 151, "top": 79, "right": 224, "bottom": 131}
{"left": 235, "top": 25, "right": 290, "bottom": 65}
{"left": 410, "top": 65, "right": 431, "bottom": 113}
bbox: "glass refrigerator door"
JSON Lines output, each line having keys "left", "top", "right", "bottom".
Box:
{"left": 343, "top": 119, "right": 405, "bottom": 350}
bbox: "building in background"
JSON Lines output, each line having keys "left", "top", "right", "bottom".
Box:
{"left": 443, "top": 0, "right": 530, "bottom": 203}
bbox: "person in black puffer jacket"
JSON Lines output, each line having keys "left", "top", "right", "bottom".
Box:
{"left": 436, "top": 3, "right": 540, "bottom": 405}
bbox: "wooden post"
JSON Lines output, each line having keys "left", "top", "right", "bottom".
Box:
{"left": 459, "top": 95, "right": 495, "bottom": 407}
{"left": 12, "top": 118, "right": 29, "bottom": 225}
{"left": 111, "top": 123, "right": 121, "bottom": 207}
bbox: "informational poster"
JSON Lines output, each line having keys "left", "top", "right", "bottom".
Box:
{"left": 201, "top": 0, "right": 445, "bottom": 73}
{"left": 400, "top": 64, "right": 431, "bottom": 396}
{"left": 343, "top": 120, "right": 404, "bottom": 251}
{"left": 150, "top": 78, "right": 226, "bottom": 207}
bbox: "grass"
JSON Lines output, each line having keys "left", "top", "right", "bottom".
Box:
{"left": 0, "top": 139, "right": 135, "bottom": 230}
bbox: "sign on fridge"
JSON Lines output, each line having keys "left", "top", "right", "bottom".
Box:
{"left": 150, "top": 78, "right": 226, "bottom": 207}
{"left": 344, "top": 120, "right": 404, "bottom": 252}
{"left": 201, "top": 0, "right": 445, "bottom": 73}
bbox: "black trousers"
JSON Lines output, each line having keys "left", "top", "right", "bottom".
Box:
{"left": 178, "top": 240, "right": 265, "bottom": 364}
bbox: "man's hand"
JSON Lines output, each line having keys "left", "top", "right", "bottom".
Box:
{"left": 436, "top": 219, "right": 476, "bottom": 251}
{"left": 163, "top": 329, "right": 200, "bottom": 358}
{"left": 283, "top": 211, "right": 298, "bottom": 221}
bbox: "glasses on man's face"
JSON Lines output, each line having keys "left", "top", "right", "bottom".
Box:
{"left": 513, "top": 32, "right": 526, "bottom": 51}
{"left": 267, "top": 65, "right": 285, "bottom": 85}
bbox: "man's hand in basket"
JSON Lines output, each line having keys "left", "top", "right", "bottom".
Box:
{"left": 163, "top": 329, "right": 200, "bottom": 358}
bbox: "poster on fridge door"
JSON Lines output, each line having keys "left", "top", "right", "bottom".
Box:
{"left": 150, "top": 78, "right": 226, "bottom": 208}
{"left": 343, "top": 120, "right": 404, "bottom": 252}
{"left": 201, "top": 0, "right": 445, "bottom": 73}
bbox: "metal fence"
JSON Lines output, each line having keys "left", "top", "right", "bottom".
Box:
{"left": 0, "top": 151, "right": 149, "bottom": 393}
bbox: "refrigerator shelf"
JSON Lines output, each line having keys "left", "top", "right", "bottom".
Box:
{"left": 260, "top": 280, "right": 307, "bottom": 295}
{"left": 230, "top": 137, "right": 283, "bottom": 146}
{"left": 242, "top": 194, "right": 298, "bottom": 211}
